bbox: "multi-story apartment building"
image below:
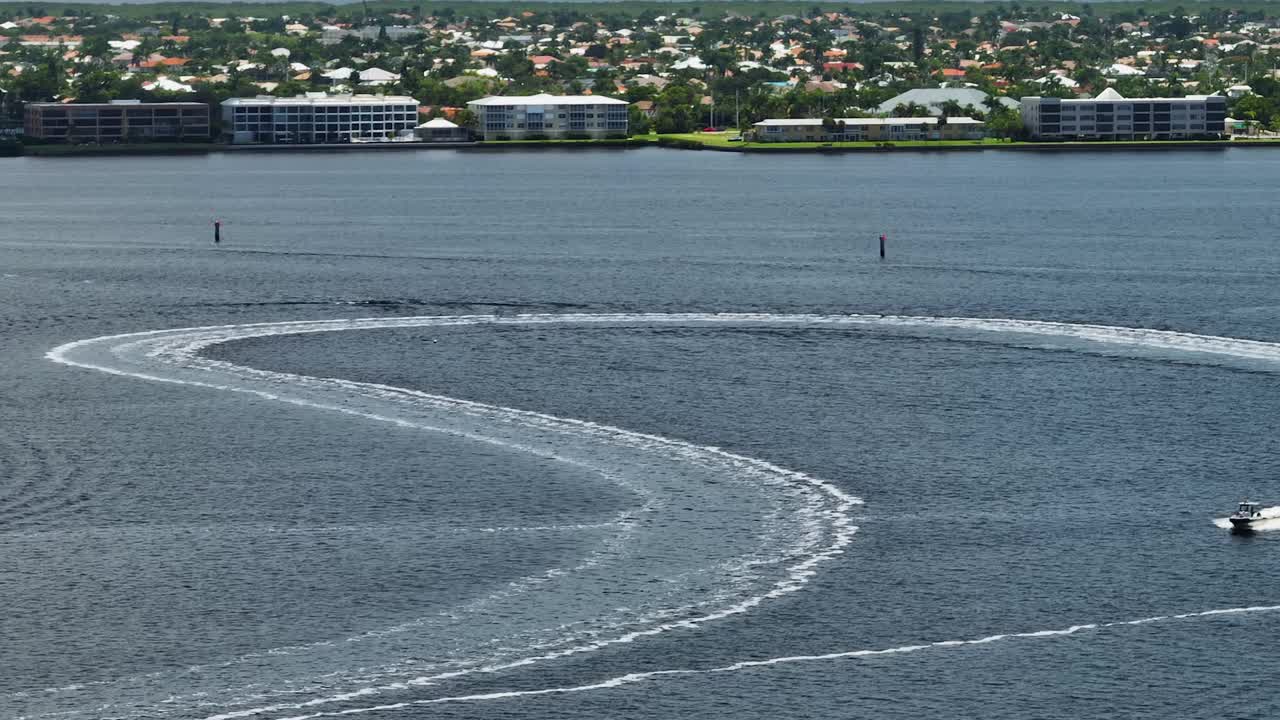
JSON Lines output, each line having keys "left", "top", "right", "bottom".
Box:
{"left": 467, "top": 94, "right": 629, "bottom": 140}
{"left": 1021, "top": 89, "right": 1227, "bottom": 140}
{"left": 23, "top": 100, "right": 209, "bottom": 142}
{"left": 752, "top": 117, "right": 986, "bottom": 142}
{"left": 321, "top": 25, "right": 422, "bottom": 45}
{"left": 221, "top": 93, "right": 419, "bottom": 144}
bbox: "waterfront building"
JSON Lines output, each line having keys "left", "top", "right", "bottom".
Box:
{"left": 1020, "top": 89, "right": 1228, "bottom": 140}
{"left": 23, "top": 100, "right": 209, "bottom": 142}
{"left": 221, "top": 93, "right": 419, "bottom": 144}
{"left": 751, "top": 117, "right": 986, "bottom": 142}
{"left": 414, "top": 117, "right": 470, "bottom": 142}
{"left": 466, "top": 94, "right": 629, "bottom": 140}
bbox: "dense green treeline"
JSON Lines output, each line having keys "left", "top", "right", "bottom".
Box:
{"left": 4, "top": 1, "right": 1280, "bottom": 22}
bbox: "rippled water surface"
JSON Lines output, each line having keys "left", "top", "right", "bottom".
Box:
{"left": 2, "top": 147, "right": 1280, "bottom": 719}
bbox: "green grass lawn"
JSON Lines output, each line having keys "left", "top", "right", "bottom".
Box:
{"left": 656, "top": 132, "right": 1012, "bottom": 150}
{"left": 652, "top": 132, "right": 1266, "bottom": 152}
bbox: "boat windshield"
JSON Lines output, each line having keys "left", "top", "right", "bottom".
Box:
{"left": 1239, "top": 503, "right": 1257, "bottom": 514}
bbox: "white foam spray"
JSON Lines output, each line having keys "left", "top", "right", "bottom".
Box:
{"left": 37, "top": 312, "right": 1280, "bottom": 720}
{"left": 1212, "top": 505, "right": 1280, "bottom": 531}
{"left": 256, "top": 602, "right": 1280, "bottom": 720}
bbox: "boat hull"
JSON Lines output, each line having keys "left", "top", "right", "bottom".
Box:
{"left": 1229, "top": 517, "right": 1257, "bottom": 531}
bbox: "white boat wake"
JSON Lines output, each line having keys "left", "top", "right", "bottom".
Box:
{"left": 265, "top": 602, "right": 1280, "bottom": 720}
{"left": 1213, "top": 505, "right": 1280, "bottom": 531}
{"left": 34, "top": 312, "right": 1280, "bottom": 720}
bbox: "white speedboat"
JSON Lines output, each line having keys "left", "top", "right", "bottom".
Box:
{"left": 1229, "top": 500, "right": 1265, "bottom": 531}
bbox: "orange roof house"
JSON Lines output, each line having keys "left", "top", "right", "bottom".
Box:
{"left": 139, "top": 56, "right": 190, "bottom": 69}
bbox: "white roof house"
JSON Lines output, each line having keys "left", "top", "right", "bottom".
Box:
{"left": 358, "top": 67, "right": 401, "bottom": 85}
{"left": 417, "top": 117, "right": 459, "bottom": 129}
{"left": 143, "top": 76, "right": 195, "bottom": 92}
{"left": 1035, "top": 74, "right": 1079, "bottom": 88}
{"left": 673, "top": 57, "right": 707, "bottom": 71}
{"left": 876, "top": 87, "right": 1017, "bottom": 115}
{"left": 468, "top": 93, "right": 627, "bottom": 106}
{"left": 1105, "top": 63, "right": 1144, "bottom": 76}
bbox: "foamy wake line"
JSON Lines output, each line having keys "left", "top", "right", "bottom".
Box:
{"left": 38, "top": 313, "right": 869, "bottom": 720}
{"left": 269, "top": 602, "right": 1280, "bottom": 720}
{"left": 38, "top": 312, "right": 1280, "bottom": 720}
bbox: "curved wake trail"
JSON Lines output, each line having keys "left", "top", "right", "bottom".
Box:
{"left": 265, "top": 602, "right": 1280, "bottom": 719}
{"left": 36, "top": 312, "right": 1280, "bottom": 720}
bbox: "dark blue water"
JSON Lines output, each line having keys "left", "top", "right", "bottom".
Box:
{"left": 3, "top": 147, "right": 1280, "bottom": 720}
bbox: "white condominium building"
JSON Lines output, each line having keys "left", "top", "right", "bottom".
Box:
{"left": 221, "top": 93, "right": 419, "bottom": 144}
{"left": 1021, "top": 89, "right": 1228, "bottom": 140}
{"left": 467, "top": 94, "right": 629, "bottom": 140}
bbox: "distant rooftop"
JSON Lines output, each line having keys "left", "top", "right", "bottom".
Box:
{"left": 25, "top": 100, "right": 206, "bottom": 109}
{"left": 221, "top": 94, "right": 417, "bottom": 106}
{"left": 468, "top": 93, "right": 627, "bottom": 106}
{"left": 876, "top": 88, "right": 1018, "bottom": 115}
{"left": 1024, "top": 89, "right": 1224, "bottom": 103}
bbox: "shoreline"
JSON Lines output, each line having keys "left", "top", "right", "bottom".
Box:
{"left": 9, "top": 137, "right": 1280, "bottom": 158}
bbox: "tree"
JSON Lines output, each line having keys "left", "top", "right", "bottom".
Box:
{"left": 985, "top": 105, "right": 1023, "bottom": 139}
{"left": 72, "top": 69, "right": 143, "bottom": 103}
{"left": 11, "top": 52, "right": 63, "bottom": 102}
{"left": 891, "top": 102, "right": 931, "bottom": 118}
{"left": 453, "top": 108, "right": 478, "bottom": 131}
{"left": 628, "top": 104, "right": 652, "bottom": 134}
{"left": 655, "top": 105, "right": 692, "bottom": 133}
{"left": 1232, "top": 94, "right": 1276, "bottom": 125}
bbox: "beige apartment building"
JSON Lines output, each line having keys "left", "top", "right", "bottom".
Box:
{"left": 24, "top": 100, "right": 209, "bottom": 142}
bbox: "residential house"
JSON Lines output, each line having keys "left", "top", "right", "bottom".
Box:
{"left": 876, "top": 87, "right": 1017, "bottom": 115}
{"left": 414, "top": 117, "right": 470, "bottom": 142}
